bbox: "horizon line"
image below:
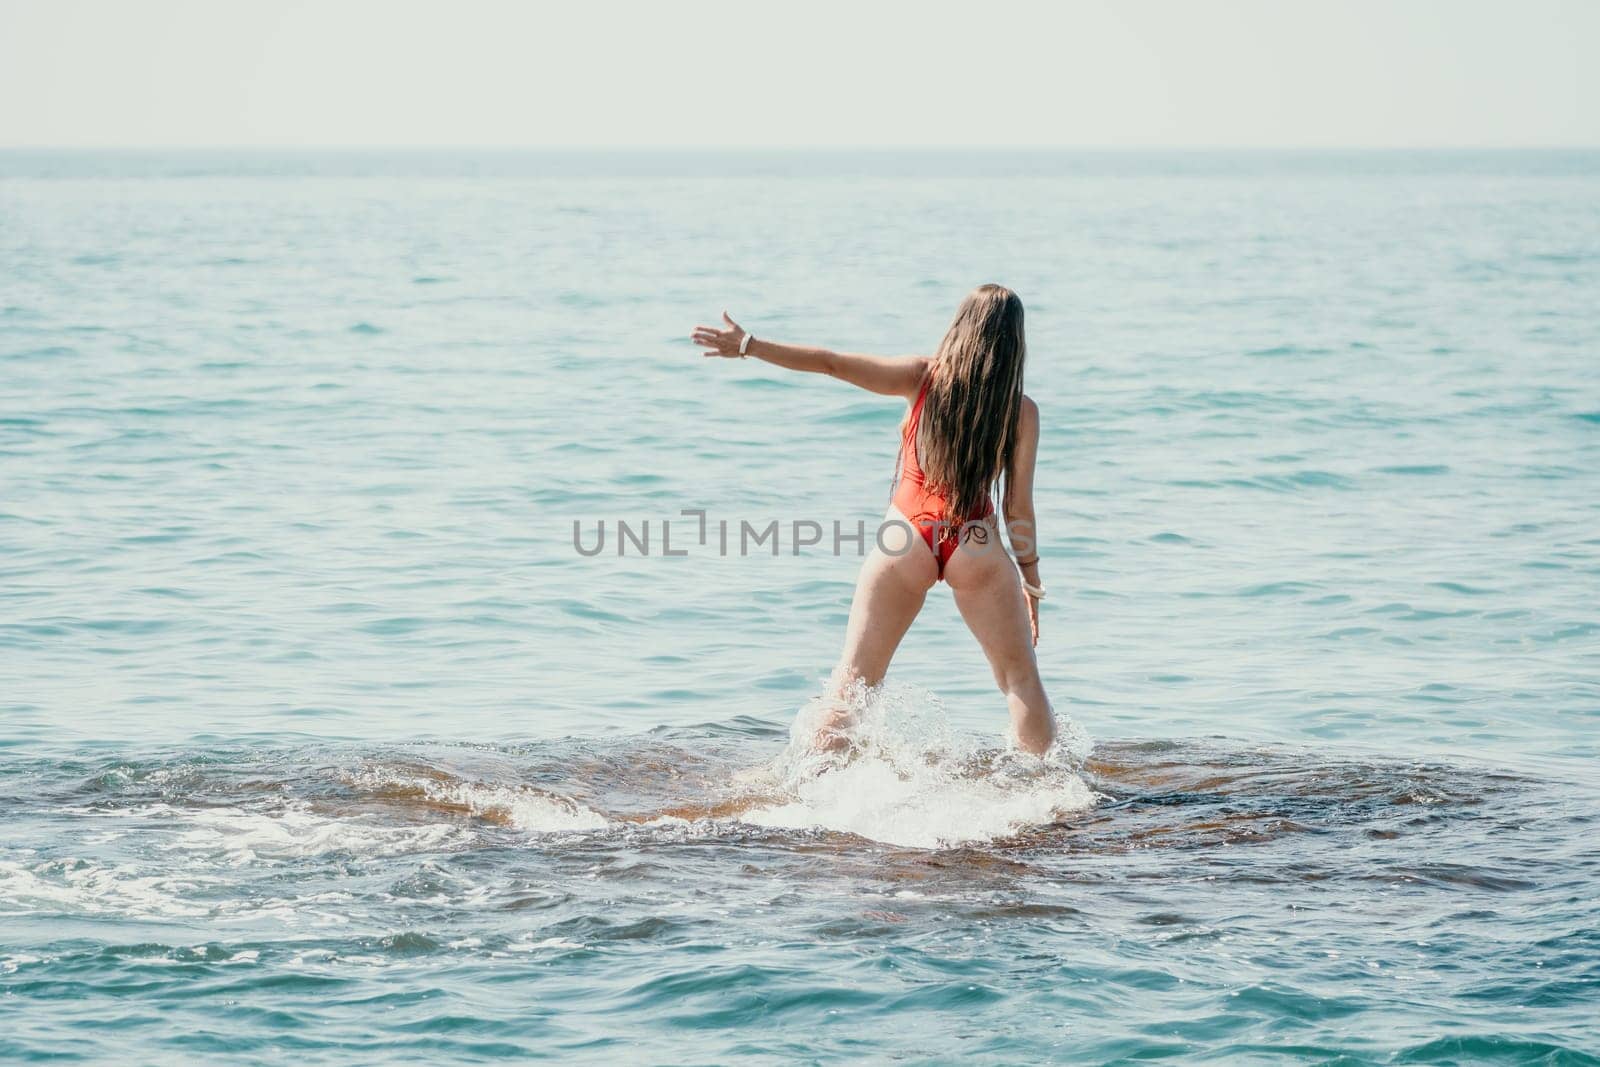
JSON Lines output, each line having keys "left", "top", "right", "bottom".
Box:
{"left": 3, "top": 143, "right": 1598, "bottom": 153}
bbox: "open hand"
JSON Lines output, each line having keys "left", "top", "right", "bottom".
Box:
{"left": 1027, "top": 593, "right": 1040, "bottom": 647}
{"left": 691, "top": 312, "right": 749, "bottom": 358}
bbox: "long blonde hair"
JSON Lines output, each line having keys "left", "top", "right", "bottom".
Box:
{"left": 916, "top": 284, "right": 1027, "bottom": 522}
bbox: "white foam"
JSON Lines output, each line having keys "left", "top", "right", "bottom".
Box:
{"left": 164, "top": 805, "right": 464, "bottom": 864}
{"left": 738, "top": 682, "right": 1096, "bottom": 849}
{"left": 340, "top": 763, "right": 610, "bottom": 834}
{"left": 508, "top": 936, "right": 585, "bottom": 952}
{"left": 0, "top": 857, "right": 217, "bottom": 918}
{"left": 422, "top": 780, "right": 607, "bottom": 833}
{"left": 136, "top": 775, "right": 604, "bottom": 867}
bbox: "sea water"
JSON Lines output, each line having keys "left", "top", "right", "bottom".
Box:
{"left": 1, "top": 150, "right": 1597, "bottom": 1062}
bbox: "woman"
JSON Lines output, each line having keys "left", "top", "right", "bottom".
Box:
{"left": 690, "top": 284, "right": 1055, "bottom": 755}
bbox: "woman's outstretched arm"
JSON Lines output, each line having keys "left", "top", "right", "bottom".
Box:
{"left": 691, "top": 312, "right": 926, "bottom": 399}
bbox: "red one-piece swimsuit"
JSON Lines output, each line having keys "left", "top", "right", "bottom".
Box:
{"left": 890, "top": 376, "right": 996, "bottom": 580}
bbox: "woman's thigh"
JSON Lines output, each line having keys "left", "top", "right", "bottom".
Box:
{"left": 942, "top": 518, "right": 1038, "bottom": 684}
{"left": 835, "top": 507, "right": 938, "bottom": 686}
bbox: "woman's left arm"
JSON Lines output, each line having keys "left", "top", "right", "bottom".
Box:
{"left": 691, "top": 312, "right": 925, "bottom": 399}
{"left": 1003, "top": 396, "right": 1043, "bottom": 645}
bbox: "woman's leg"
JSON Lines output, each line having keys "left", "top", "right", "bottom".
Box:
{"left": 815, "top": 508, "right": 938, "bottom": 747}
{"left": 943, "top": 520, "right": 1056, "bottom": 753}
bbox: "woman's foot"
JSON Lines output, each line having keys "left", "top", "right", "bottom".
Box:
{"left": 1011, "top": 708, "right": 1057, "bottom": 755}
{"left": 811, "top": 705, "right": 857, "bottom": 754}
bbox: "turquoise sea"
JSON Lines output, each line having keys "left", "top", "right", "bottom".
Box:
{"left": 1, "top": 150, "right": 1597, "bottom": 1063}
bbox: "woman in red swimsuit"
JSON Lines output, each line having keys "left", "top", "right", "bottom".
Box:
{"left": 690, "top": 284, "right": 1055, "bottom": 754}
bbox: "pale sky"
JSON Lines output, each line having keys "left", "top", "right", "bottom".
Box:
{"left": 1, "top": 0, "right": 1594, "bottom": 148}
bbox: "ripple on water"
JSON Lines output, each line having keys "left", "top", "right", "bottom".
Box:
{"left": 1, "top": 717, "right": 1593, "bottom": 1061}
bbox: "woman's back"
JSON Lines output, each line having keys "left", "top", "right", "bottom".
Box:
{"left": 892, "top": 370, "right": 998, "bottom": 578}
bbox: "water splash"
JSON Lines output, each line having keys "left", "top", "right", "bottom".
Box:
{"left": 737, "top": 681, "right": 1097, "bottom": 849}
